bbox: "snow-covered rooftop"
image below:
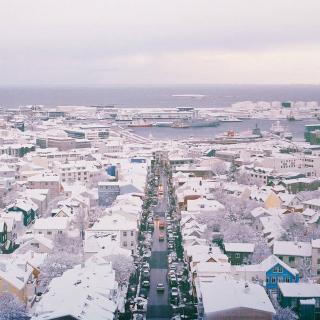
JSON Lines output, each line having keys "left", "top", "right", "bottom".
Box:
{"left": 199, "top": 275, "right": 275, "bottom": 316}
{"left": 279, "top": 283, "right": 320, "bottom": 298}
{"left": 273, "top": 240, "right": 312, "bottom": 257}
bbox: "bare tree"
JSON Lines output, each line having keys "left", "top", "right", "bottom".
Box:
{"left": 0, "top": 293, "right": 29, "bottom": 320}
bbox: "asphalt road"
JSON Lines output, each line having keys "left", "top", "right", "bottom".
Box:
{"left": 146, "top": 173, "right": 172, "bottom": 320}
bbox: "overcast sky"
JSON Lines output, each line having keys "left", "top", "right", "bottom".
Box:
{"left": 0, "top": 0, "right": 320, "bottom": 85}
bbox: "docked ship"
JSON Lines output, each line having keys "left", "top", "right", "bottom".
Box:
{"left": 127, "top": 120, "right": 154, "bottom": 127}
{"left": 270, "top": 121, "right": 293, "bottom": 139}
{"left": 153, "top": 121, "right": 174, "bottom": 127}
{"left": 187, "top": 118, "right": 220, "bottom": 127}
{"left": 218, "top": 115, "right": 242, "bottom": 122}
{"left": 169, "top": 117, "right": 220, "bottom": 128}
{"left": 287, "top": 112, "right": 303, "bottom": 121}
{"left": 214, "top": 129, "right": 262, "bottom": 143}
{"left": 171, "top": 121, "right": 190, "bottom": 129}
{"left": 270, "top": 121, "right": 285, "bottom": 136}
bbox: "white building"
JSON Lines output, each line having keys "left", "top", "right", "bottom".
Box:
{"left": 91, "top": 213, "right": 138, "bottom": 254}
{"left": 33, "top": 217, "right": 69, "bottom": 239}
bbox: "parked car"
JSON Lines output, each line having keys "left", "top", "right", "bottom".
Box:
{"left": 142, "top": 269, "right": 150, "bottom": 279}
{"left": 142, "top": 280, "right": 150, "bottom": 288}
{"left": 169, "top": 275, "right": 178, "bottom": 286}
{"left": 128, "top": 285, "right": 137, "bottom": 298}
{"left": 170, "top": 287, "right": 179, "bottom": 303}
{"left": 139, "top": 288, "right": 148, "bottom": 299}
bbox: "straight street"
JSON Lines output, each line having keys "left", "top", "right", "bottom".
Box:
{"left": 146, "top": 172, "right": 172, "bottom": 320}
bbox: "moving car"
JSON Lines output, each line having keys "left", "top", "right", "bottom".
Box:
{"left": 159, "top": 233, "right": 165, "bottom": 241}
{"left": 156, "top": 283, "right": 165, "bottom": 293}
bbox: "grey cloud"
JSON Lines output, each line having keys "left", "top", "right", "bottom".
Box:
{"left": 0, "top": 0, "right": 319, "bottom": 84}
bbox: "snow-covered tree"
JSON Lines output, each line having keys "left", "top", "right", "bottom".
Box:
{"left": 210, "top": 190, "right": 259, "bottom": 222}
{"left": 297, "top": 257, "right": 313, "bottom": 280}
{"left": 0, "top": 293, "right": 29, "bottom": 320}
{"left": 250, "top": 238, "right": 272, "bottom": 264}
{"left": 273, "top": 307, "right": 298, "bottom": 320}
{"left": 210, "top": 161, "right": 227, "bottom": 176}
{"left": 88, "top": 206, "right": 106, "bottom": 224}
{"left": 227, "top": 160, "right": 239, "bottom": 182}
{"left": 39, "top": 234, "right": 82, "bottom": 285}
{"left": 106, "top": 254, "right": 135, "bottom": 287}
{"left": 280, "top": 213, "right": 306, "bottom": 241}
{"left": 236, "top": 172, "right": 263, "bottom": 187}
{"left": 271, "top": 296, "right": 298, "bottom": 320}
{"left": 222, "top": 222, "right": 256, "bottom": 243}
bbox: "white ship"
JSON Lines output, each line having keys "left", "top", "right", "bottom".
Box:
{"left": 218, "top": 115, "right": 242, "bottom": 122}
{"left": 270, "top": 121, "right": 285, "bottom": 136}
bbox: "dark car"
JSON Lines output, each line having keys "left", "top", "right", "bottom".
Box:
{"left": 156, "top": 283, "right": 165, "bottom": 293}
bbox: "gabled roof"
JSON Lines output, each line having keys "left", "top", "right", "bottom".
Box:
{"left": 273, "top": 240, "right": 312, "bottom": 257}
{"left": 303, "top": 198, "right": 320, "bottom": 207}
{"left": 224, "top": 242, "right": 255, "bottom": 253}
{"left": 260, "top": 255, "right": 299, "bottom": 276}
{"left": 7, "top": 198, "right": 38, "bottom": 213}
{"left": 33, "top": 217, "right": 69, "bottom": 230}
{"left": 199, "top": 275, "right": 275, "bottom": 316}
{"left": 279, "top": 283, "right": 320, "bottom": 298}
{"left": 250, "top": 206, "right": 271, "bottom": 219}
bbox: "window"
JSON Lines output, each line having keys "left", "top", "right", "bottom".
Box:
{"left": 285, "top": 277, "right": 291, "bottom": 283}
{"left": 123, "top": 241, "right": 127, "bottom": 247}
{"left": 317, "top": 258, "right": 320, "bottom": 265}
{"left": 271, "top": 277, "right": 276, "bottom": 284}
{"left": 131, "top": 242, "right": 134, "bottom": 247}
{"left": 278, "top": 277, "right": 283, "bottom": 283}
{"left": 289, "top": 256, "right": 295, "bottom": 263}
{"left": 278, "top": 256, "right": 283, "bottom": 261}
{"left": 123, "top": 231, "right": 127, "bottom": 237}
{"left": 235, "top": 253, "right": 240, "bottom": 259}
{"left": 58, "top": 230, "right": 63, "bottom": 234}
{"left": 131, "top": 231, "right": 134, "bottom": 237}
{"left": 47, "top": 231, "right": 52, "bottom": 235}
{"left": 273, "top": 265, "right": 283, "bottom": 273}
